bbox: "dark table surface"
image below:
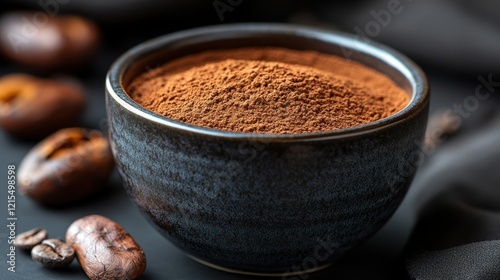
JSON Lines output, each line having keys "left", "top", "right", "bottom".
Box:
{"left": 1, "top": 2, "right": 500, "bottom": 278}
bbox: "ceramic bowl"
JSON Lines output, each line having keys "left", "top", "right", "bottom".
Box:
{"left": 106, "top": 23, "right": 429, "bottom": 275}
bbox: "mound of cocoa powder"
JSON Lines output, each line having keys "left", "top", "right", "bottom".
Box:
{"left": 128, "top": 47, "right": 409, "bottom": 134}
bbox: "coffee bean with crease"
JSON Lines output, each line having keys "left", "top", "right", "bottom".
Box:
{"left": 31, "top": 239, "right": 75, "bottom": 268}
{"left": 18, "top": 128, "right": 115, "bottom": 206}
{"left": 0, "top": 12, "right": 100, "bottom": 70}
{"left": 15, "top": 228, "right": 48, "bottom": 250}
{"left": 0, "top": 74, "right": 86, "bottom": 139}
{"left": 66, "top": 215, "right": 146, "bottom": 280}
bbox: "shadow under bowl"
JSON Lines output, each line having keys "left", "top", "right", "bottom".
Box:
{"left": 105, "top": 23, "right": 429, "bottom": 275}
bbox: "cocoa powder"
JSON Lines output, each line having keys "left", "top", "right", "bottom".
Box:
{"left": 128, "top": 47, "right": 409, "bottom": 134}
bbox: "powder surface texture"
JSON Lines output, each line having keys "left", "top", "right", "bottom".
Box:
{"left": 128, "top": 48, "right": 409, "bottom": 134}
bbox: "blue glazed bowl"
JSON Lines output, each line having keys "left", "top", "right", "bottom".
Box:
{"left": 105, "top": 23, "right": 429, "bottom": 275}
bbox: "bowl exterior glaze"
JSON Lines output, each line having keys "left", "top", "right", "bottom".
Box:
{"left": 106, "top": 24, "right": 429, "bottom": 273}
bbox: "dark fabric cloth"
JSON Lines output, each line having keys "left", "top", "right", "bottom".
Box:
{"left": 407, "top": 240, "right": 500, "bottom": 280}
{"left": 316, "top": 0, "right": 500, "bottom": 74}
{"left": 393, "top": 112, "right": 500, "bottom": 279}
{"left": 310, "top": 1, "right": 500, "bottom": 278}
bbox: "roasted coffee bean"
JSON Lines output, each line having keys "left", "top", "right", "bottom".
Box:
{"left": 15, "top": 228, "right": 48, "bottom": 250}
{"left": 31, "top": 238, "right": 75, "bottom": 268}
{"left": 0, "top": 12, "right": 100, "bottom": 70}
{"left": 0, "top": 74, "right": 86, "bottom": 139}
{"left": 66, "top": 215, "right": 146, "bottom": 280}
{"left": 424, "top": 110, "right": 462, "bottom": 152}
{"left": 19, "top": 128, "right": 115, "bottom": 206}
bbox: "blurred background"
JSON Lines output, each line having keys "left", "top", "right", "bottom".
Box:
{"left": 1, "top": 1, "right": 500, "bottom": 279}
{"left": 2, "top": 0, "right": 500, "bottom": 118}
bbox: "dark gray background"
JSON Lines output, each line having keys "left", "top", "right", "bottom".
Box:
{"left": 1, "top": 0, "right": 499, "bottom": 279}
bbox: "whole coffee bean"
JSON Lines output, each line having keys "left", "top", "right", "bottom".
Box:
{"left": 66, "top": 215, "right": 146, "bottom": 280}
{"left": 0, "top": 74, "right": 86, "bottom": 139}
{"left": 19, "top": 128, "right": 115, "bottom": 206}
{"left": 15, "top": 228, "right": 48, "bottom": 250}
{"left": 31, "top": 238, "right": 75, "bottom": 268}
{"left": 0, "top": 12, "right": 100, "bottom": 70}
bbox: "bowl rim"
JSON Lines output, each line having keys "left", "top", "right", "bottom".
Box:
{"left": 106, "top": 23, "right": 429, "bottom": 142}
